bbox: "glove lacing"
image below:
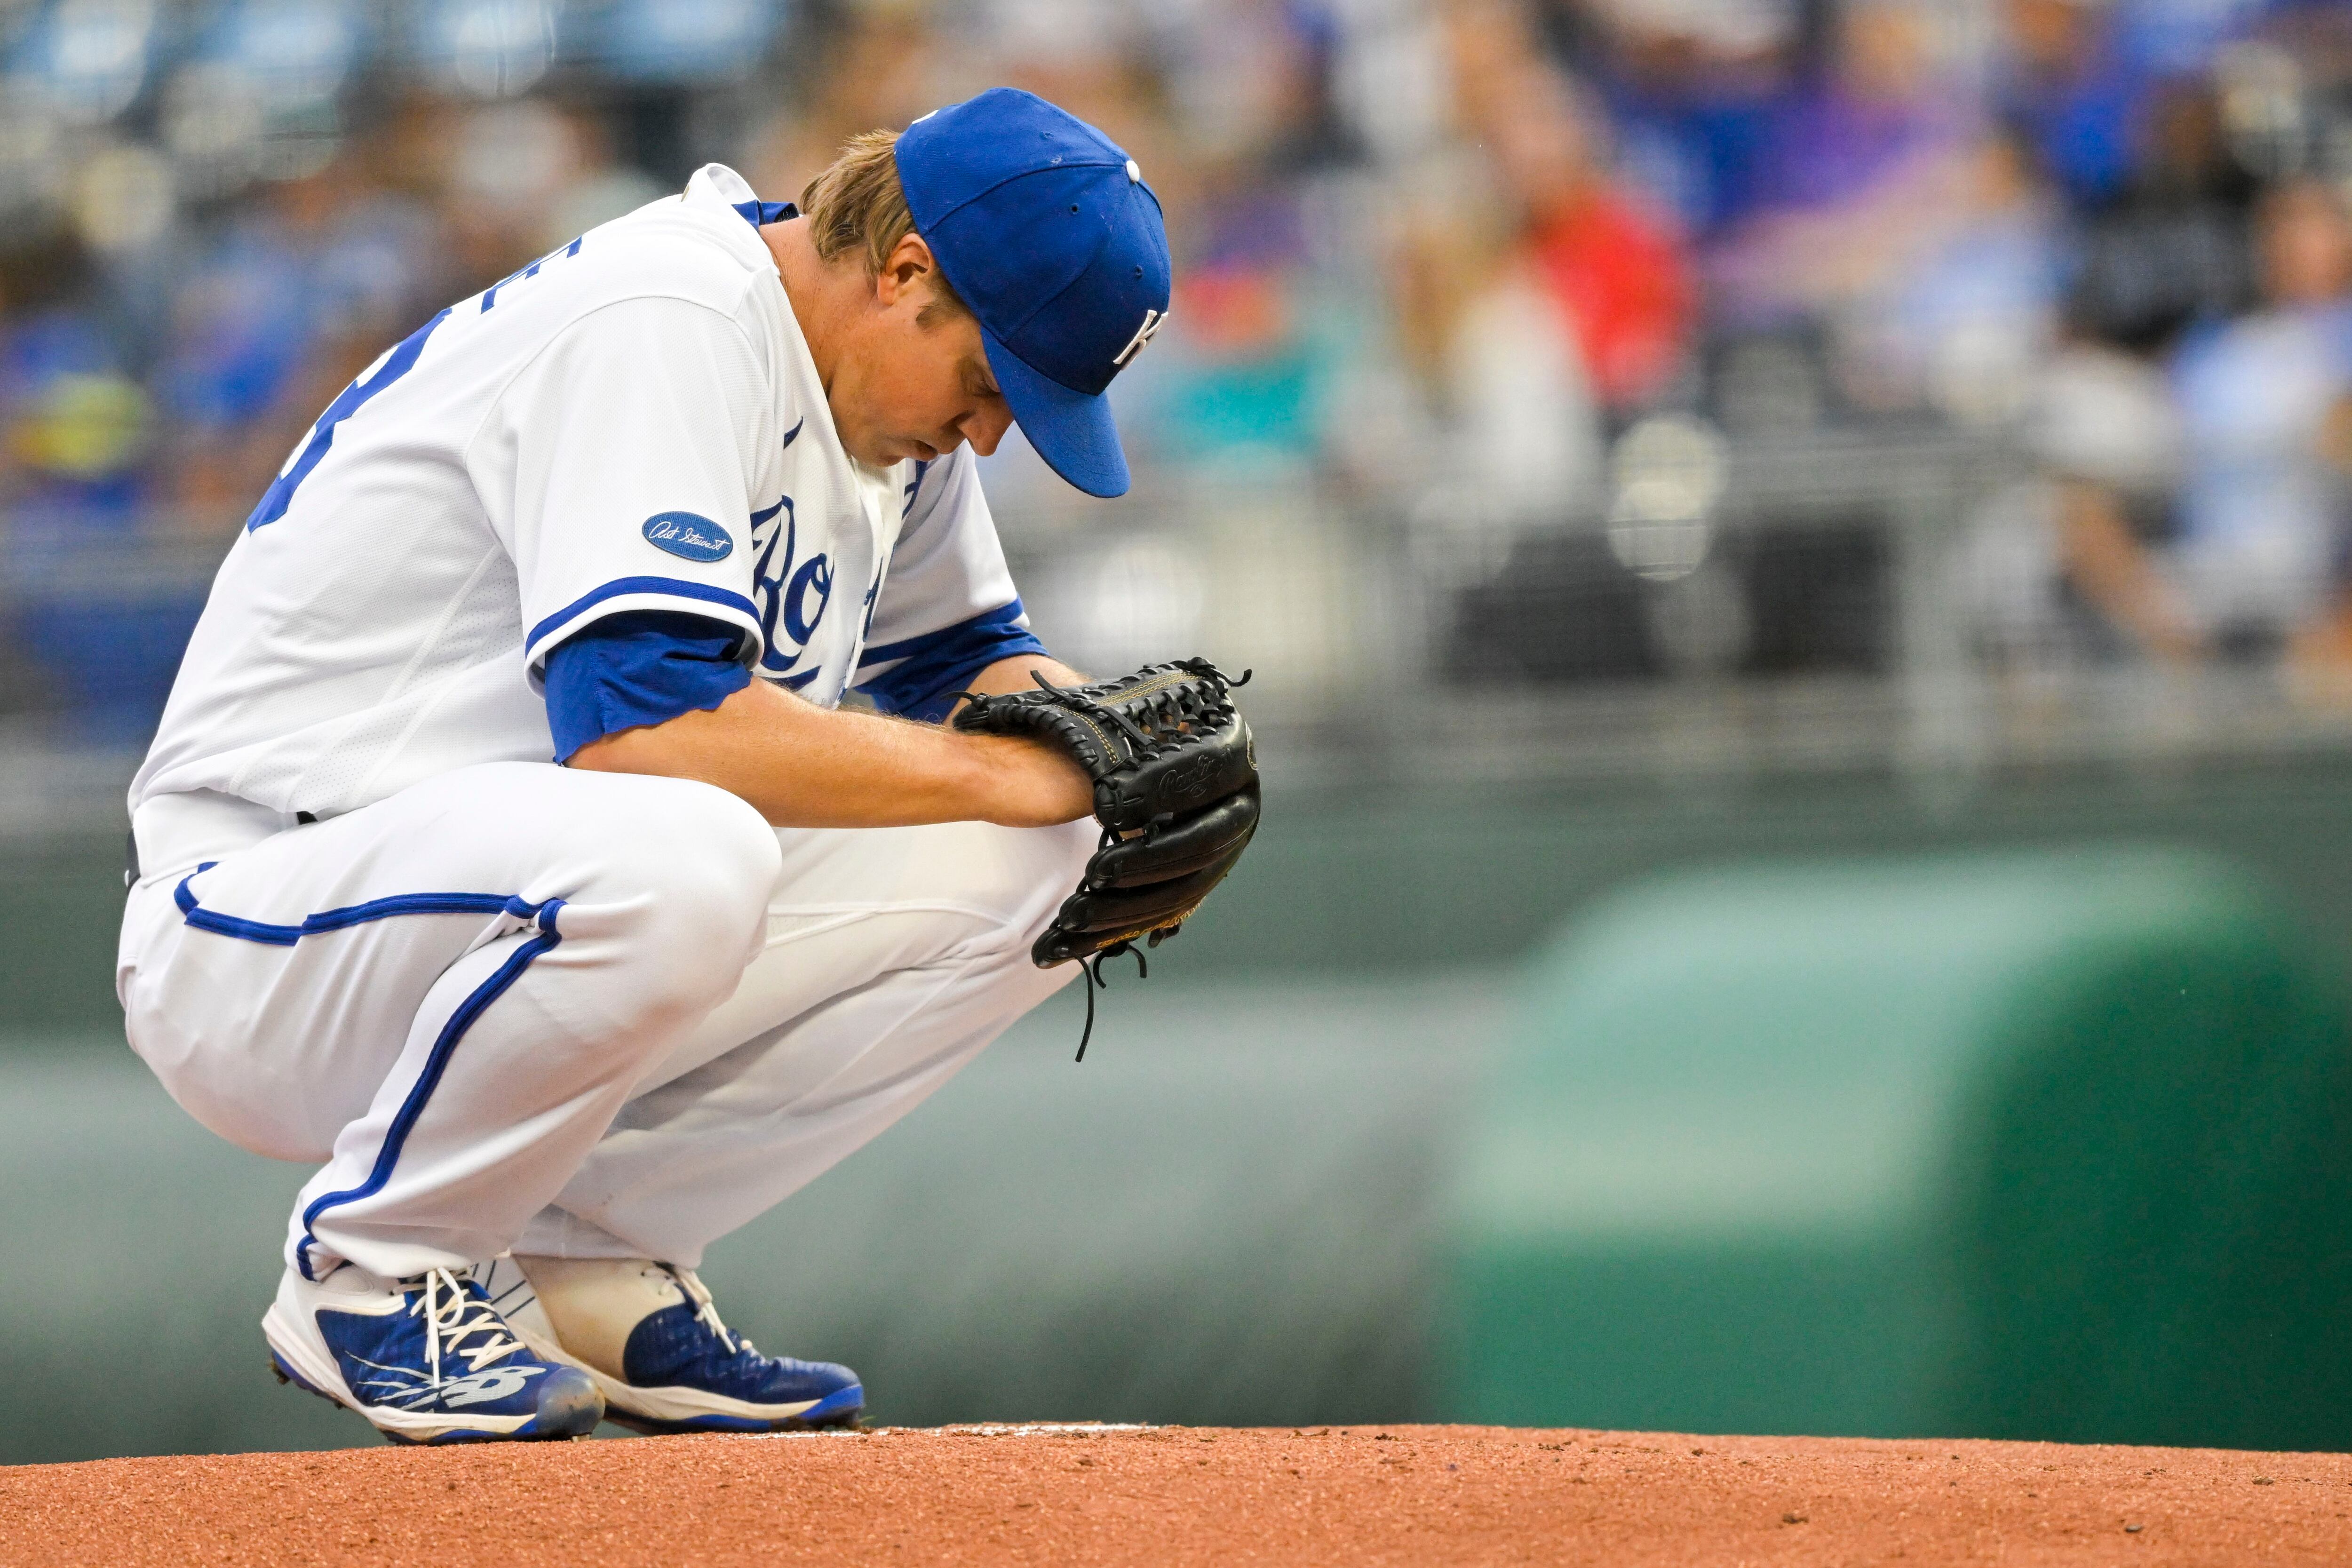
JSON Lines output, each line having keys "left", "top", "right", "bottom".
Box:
{"left": 1074, "top": 942, "right": 1148, "bottom": 1063}
{"left": 1024, "top": 661, "right": 1250, "bottom": 756}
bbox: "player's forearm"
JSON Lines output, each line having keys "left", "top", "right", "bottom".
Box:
{"left": 567, "top": 677, "right": 1092, "bottom": 829}
{"left": 960, "top": 653, "right": 1090, "bottom": 700}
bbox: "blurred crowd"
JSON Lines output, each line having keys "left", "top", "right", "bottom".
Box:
{"left": 7, "top": 0, "right": 2352, "bottom": 736}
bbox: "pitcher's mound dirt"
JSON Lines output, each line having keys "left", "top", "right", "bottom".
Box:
{"left": 8, "top": 1423, "right": 2352, "bottom": 1566}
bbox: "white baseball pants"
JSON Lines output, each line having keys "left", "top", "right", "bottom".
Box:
{"left": 117, "top": 762, "right": 1094, "bottom": 1280}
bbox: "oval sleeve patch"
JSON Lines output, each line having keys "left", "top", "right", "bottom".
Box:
{"left": 642, "top": 512, "right": 734, "bottom": 563}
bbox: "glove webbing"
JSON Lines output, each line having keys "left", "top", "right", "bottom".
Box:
{"left": 1020, "top": 659, "right": 1250, "bottom": 767}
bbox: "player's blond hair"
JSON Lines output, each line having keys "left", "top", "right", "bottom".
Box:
{"left": 800, "top": 129, "right": 970, "bottom": 321}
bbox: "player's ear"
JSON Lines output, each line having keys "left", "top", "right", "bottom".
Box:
{"left": 874, "top": 233, "right": 937, "bottom": 308}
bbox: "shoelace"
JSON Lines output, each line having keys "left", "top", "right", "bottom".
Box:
{"left": 407, "top": 1266, "right": 528, "bottom": 1389}
{"left": 668, "top": 1265, "right": 750, "bottom": 1356}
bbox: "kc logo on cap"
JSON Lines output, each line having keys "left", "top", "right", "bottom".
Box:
{"left": 1112, "top": 309, "right": 1166, "bottom": 368}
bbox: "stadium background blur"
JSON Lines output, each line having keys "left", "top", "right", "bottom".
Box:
{"left": 14, "top": 0, "right": 2352, "bottom": 1465}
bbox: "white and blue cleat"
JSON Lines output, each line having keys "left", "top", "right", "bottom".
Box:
{"left": 263, "top": 1264, "right": 604, "bottom": 1445}
{"left": 480, "top": 1256, "right": 864, "bottom": 1434}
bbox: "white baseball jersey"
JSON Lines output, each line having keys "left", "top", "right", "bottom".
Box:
{"left": 131, "top": 164, "right": 1032, "bottom": 853}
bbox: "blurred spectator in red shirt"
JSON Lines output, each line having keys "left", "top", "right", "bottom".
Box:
{"left": 1475, "top": 56, "right": 1696, "bottom": 415}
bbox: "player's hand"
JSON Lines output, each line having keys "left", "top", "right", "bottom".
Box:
{"left": 969, "top": 733, "right": 1097, "bottom": 827}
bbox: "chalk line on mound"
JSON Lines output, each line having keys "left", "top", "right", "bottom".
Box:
{"left": 943, "top": 1423, "right": 1159, "bottom": 1437}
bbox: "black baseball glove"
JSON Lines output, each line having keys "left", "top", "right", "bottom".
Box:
{"left": 954, "top": 659, "right": 1260, "bottom": 1043}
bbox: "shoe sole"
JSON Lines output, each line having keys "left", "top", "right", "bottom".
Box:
{"left": 269, "top": 1353, "right": 604, "bottom": 1445}
{"left": 601, "top": 1382, "right": 866, "bottom": 1437}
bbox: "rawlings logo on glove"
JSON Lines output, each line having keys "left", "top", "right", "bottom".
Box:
{"left": 954, "top": 658, "right": 1261, "bottom": 1057}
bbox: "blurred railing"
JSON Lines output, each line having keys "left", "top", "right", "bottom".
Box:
{"left": 1004, "top": 430, "right": 2352, "bottom": 788}
{"left": 12, "top": 430, "right": 2352, "bottom": 843}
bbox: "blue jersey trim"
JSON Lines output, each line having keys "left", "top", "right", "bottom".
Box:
{"left": 855, "top": 599, "right": 1049, "bottom": 722}
{"left": 732, "top": 199, "right": 798, "bottom": 228}
{"left": 524, "top": 577, "right": 762, "bottom": 662}
{"left": 171, "top": 868, "right": 566, "bottom": 1280}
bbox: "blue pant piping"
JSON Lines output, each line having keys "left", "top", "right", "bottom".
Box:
{"left": 174, "top": 868, "right": 566, "bottom": 1280}
{"left": 174, "top": 865, "right": 529, "bottom": 946}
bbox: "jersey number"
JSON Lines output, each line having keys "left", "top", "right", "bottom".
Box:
{"left": 244, "top": 235, "right": 585, "bottom": 533}
{"left": 244, "top": 307, "right": 452, "bottom": 533}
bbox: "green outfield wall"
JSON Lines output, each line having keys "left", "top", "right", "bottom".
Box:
{"left": 19, "top": 756, "right": 2352, "bottom": 1029}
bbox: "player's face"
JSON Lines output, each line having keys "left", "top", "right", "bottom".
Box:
{"left": 829, "top": 242, "right": 1015, "bottom": 468}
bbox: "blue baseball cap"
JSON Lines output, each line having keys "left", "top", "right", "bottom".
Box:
{"left": 895, "top": 88, "right": 1171, "bottom": 499}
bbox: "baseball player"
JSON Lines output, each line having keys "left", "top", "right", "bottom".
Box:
{"left": 115, "top": 88, "right": 1252, "bottom": 1446}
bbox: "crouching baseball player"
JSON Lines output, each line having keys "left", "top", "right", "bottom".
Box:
{"left": 116, "top": 88, "right": 1259, "bottom": 1445}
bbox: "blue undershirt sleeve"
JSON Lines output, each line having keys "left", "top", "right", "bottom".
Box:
{"left": 543, "top": 609, "right": 753, "bottom": 763}
{"left": 853, "top": 601, "right": 1051, "bottom": 723}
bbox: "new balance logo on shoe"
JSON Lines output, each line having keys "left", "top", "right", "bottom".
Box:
{"left": 348, "top": 1356, "right": 549, "bottom": 1410}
